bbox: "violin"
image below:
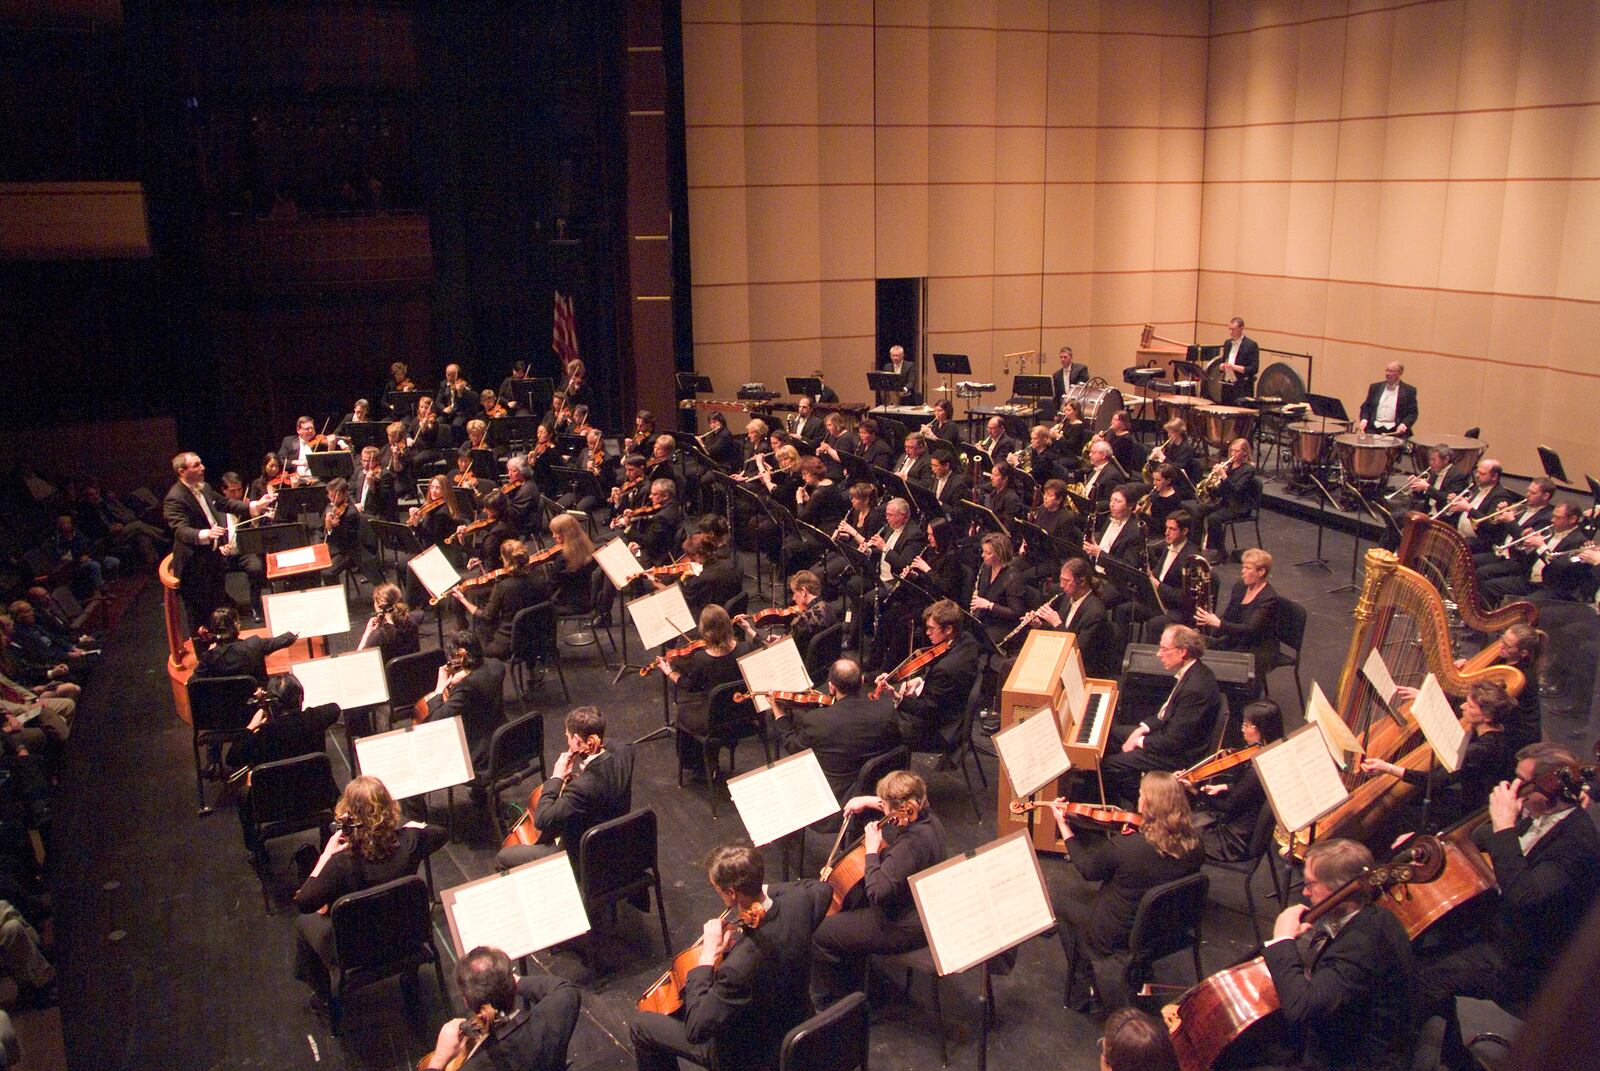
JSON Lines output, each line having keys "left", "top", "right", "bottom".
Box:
{"left": 740, "top": 604, "right": 802, "bottom": 627}
{"left": 500, "top": 734, "right": 604, "bottom": 850}
{"left": 323, "top": 500, "right": 348, "bottom": 532}
{"left": 445, "top": 516, "right": 493, "bottom": 545}
{"left": 732, "top": 689, "right": 835, "bottom": 707}
{"left": 1009, "top": 798, "right": 1143, "bottom": 832}
{"left": 610, "top": 475, "right": 644, "bottom": 504}
{"left": 483, "top": 400, "right": 508, "bottom": 419}
{"left": 1174, "top": 745, "right": 1262, "bottom": 786}
{"left": 452, "top": 471, "right": 478, "bottom": 489}
{"left": 531, "top": 440, "right": 556, "bottom": 460}
{"left": 638, "top": 900, "right": 766, "bottom": 1016}
{"left": 640, "top": 638, "right": 708, "bottom": 677}
{"left": 870, "top": 638, "right": 954, "bottom": 699}
{"left": 630, "top": 560, "right": 700, "bottom": 584}
{"left": 408, "top": 497, "right": 448, "bottom": 527}
{"left": 416, "top": 1004, "right": 497, "bottom": 1071}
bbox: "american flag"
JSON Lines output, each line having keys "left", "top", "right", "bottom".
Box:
{"left": 552, "top": 290, "right": 580, "bottom": 366}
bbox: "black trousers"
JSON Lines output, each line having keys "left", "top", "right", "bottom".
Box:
{"left": 630, "top": 1009, "right": 717, "bottom": 1071}
{"left": 810, "top": 903, "right": 927, "bottom": 1008}
{"left": 1418, "top": 941, "right": 1533, "bottom": 1071}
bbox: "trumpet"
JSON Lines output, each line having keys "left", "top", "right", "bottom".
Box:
{"left": 1494, "top": 523, "right": 1554, "bottom": 558}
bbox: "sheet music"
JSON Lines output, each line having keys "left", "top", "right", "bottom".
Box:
{"left": 407, "top": 544, "right": 461, "bottom": 600}
{"left": 736, "top": 636, "right": 812, "bottom": 713}
{"left": 1411, "top": 673, "right": 1468, "bottom": 773}
{"left": 1305, "top": 682, "right": 1363, "bottom": 765}
{"left": 353, "top": 716, "right": 474, "bottom": 800}
{"left": 292, "top": 648, "right": 389, "bottom": 710}
{"left": 627, "top": 584, "right": 696, "bottom": 650}
{"left": 1059, "top": 642, "right": 1088, "bottom": 721}
{"left": 993, "top": 705, "right": 1072, "bottom": 800}
{"left": 1361, "top": 648, "right": 1400, "bottom": 707}
{"left": 909, "top": 831, "right": 1056, "bottom": 976}
{"left": 726, "top": 750, "right": 839, "bottom": 845}
{"left": 442, "top": 853, "right": 591, "bottom": 959}
{"left": 274, "top": 545, "right": 318, "bottom": 568}
{"left": 1252, "top": 724, "right": 1350, "bottom": 834}
{"left": 263, "top": 584, "right": 351, "bottom": 640}
{"left": 594, "top": 538, "right": 644, "bottom": 590}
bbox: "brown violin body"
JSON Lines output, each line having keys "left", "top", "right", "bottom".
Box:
{"left": 1175, "top": 745, "right": 1261, "bottom": 786}
{"left": 746, "top": 605, "right": 802, "bottom": 626}
{"left": 870, "top": 638, "right": 953, "bottom": 699}
{"left": 1009, "top": 799, "right": 1143, "bottom": 831}
{"left": 641, "top": 639, "right": 708, "bottom": 677}
{"left": 732, "top": 689, "right": 835, "bottom": 707}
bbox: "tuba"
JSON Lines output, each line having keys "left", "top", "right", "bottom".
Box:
{"left": 1182, "top": 554, "right": 1213, "bottom": 623}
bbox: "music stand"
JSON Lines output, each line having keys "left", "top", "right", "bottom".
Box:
{"left": 1012, "top": 374, "right": 1052, "bottom": 401}
{"left": 1306, "top": 394, "right": 1349, "bottom": 421}
{"left": 384, "top": 390, "right": 425, "bottom": 417}
{"left": 444, "top": 484, "right": 476, "bottom": 522}
{"left": 676, "top": 372, "right": 713, "bottom": 396}
{"left": 550, "top": 466, "right": 602, "bottom": 506}
{"left": 488, "top": 416, "right": 537, "bottom": 450}
{"left": 307, "top": 451, "right": 354, "bottom": 483}
{"left": 341, "top": 422, "right": 390, "bottom": 453}
{"left": 785, "top": 376, "right": 822, "bottom": 398}
{"left": 235, "top": 522, "right": 309, "bottom": 558}
{"left": 933, "top": 352, "right": 971, "bottom": 407}
{"left": 275, "top": 483, "right": 328, "bottom": 524}
{"left": 961, "top": 499, "right": 1010, "bottom": 536}
{"left": 468, "top": 448, "right": 497, "bottom": 479}
{"left": 1537, "top": 445, "right": 1568, "bottom": 484}
{"left": 867, "top": 370, "right": 908, "bottom": 407}
{"left": 512, "top": 377, "right": 553, "bottom": 418}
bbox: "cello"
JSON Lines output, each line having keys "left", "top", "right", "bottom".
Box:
{"left": 637, "top": 899, "right": 767, "bottom": 1016}
{"left": 816, "top": 797, "right": 922, "bottom": 915}
{"left": 1163, "top": 835, "right": 1447, "bottom": 1071}
{"left": 499, "top": 733, "right": 605, "bottom": 851}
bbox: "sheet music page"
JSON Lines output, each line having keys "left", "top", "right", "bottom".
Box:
{"left": 1361, "top": 647, "right": 1400, "bottom": 707}
{"left": 736, "top": 637, "right": 812, "bottom": 713}
{"left": 909, "top": 832, "right": 1056, "bottom": 976}
{"left": 274, "top": 546, "right": 318, "bottom": 568}
{"left": 353, "top": 717, "right": 474, "bottom": 800}
{"left": 593, "top": 538, "right": 644, "bottom": 590}
{"left": 1305, "top": 682, "right": 1363, "bottom": 765}
{"left": 993, "top": 705, "right": 1072, "bottom": 800}
{"left": 1252, "top": 724, "right": 1350, "bottom": 834}
{"left": 726, "top": 750, "right": 839, "bottom": 845}
{"left": 290, "top": 655, "right": 343, "bottom": 709}
{"left": 335, "top": 647, "right": 390, "bottom": 708}
{"left": 263, "top": 584, "right": 351, "bottom": 640}
{"left": 443, "top": 853, "right": 592, "bottom": 960}
{"left": 627, "top": 584, "right": 695, "bottom": 650}
{"left": 407, "top": 545, "right": 461, "bottom": 600}
{"left": 1410, "top": 673, "right": 1467, "bottom": 773}
{"left": 1059, "top": 643, "right": 1088, "bottom": 721}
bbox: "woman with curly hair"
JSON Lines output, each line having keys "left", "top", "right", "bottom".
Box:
{"left": 292, "top": 776, "right": 446, "bottom": 1006}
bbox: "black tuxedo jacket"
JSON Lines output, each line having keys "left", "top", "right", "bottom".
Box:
{"left": 775, "top": 693, "right": 899, "bottom": 800}
{"left": 428, "top": 659, "right": 507, "bottom": 768}
{"left": 879, "top": 521, "right": 926, "bottom": 576}
{"left": 194, "top": 632, "right": 297, "bottom": 685}
{"left": 1139, "top": 660, "right": 1221, "bottom": 766}
{"left": 1051, "top": 363, "right": 1089, "bottom": 406}
{"left": 890, "top": 453, "right": 934, "bottom": 486}
{"left": 1216, "top": 334, "right": 1260, "bottom": 392}
{"left": 1477, "top": 807, "right": 1600, "bottom": 979}
{"left": 1093, "top": 516, "right": 1144, "bottom": 565}
{"left": 1262, "top": 903, "right": 1418, "bottom": 1071}
{"left": 533, "top": 744, "right": 634, "bottom": 851}
{"left": 162, "top": 480, "right": 252, "bottom": 578}
{"left": 475, "top": 974, "right": 581, "bottom": 1071}
{"left": 680, "top": 880, "right": 832, "bottom": 1071}
{"left": 1410, "top": 467, "right": 1469, "bottom": 512}
{"left": 882, "top": 359, "right": 918, "bottom": 402}
{"left": 931, "top": 473, "right": 969, "bottom": 512}
{"left": 852, "top": 437, "right": 895, "bottom": 471}
{"left": 1358, "top": 380, "right": 1419, "bottom": 432}
{"left": 1148, "top": 539, "right": 1203, "bottom": 606}
{"left": 350, "top": 468, "right": 394, "bottom": 520}
{"left": 786, "top": 413, "right": 825, "bottom": 441}
{"left": 895, "top": 632, "right": 981, "bottom": 747}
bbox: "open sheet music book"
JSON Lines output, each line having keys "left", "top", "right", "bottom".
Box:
{"left": 735, "top": 636, "right": 812, "bottom": 713}
{"left": 993, "top": 705, "right": 1072, "bottom": 800}
{"left": 1411, "top": 673, "right": 1468, "bottom": 774}
{"left": 726, "top": 750, "right": 839, "bottom": 846}
{"left": 626, "top": 584, "right": 696, "bottom": 650}
{"left": 272, "top": 545, "right": 320, "bottom": 569}
{"left": 441, "top": 853, "right": 591, "bottom": 960}
{"left": 407, "top": 544, "right": 462, "bottom": 601}
{"left": 1253, "top": 723, "right": 1350, "bottom": 835}
{"left": 909, "top": 831, "right": 1056, "bottom": 976}
{"left": 352, "top": 716, "right": 474, "bottom": 800}
{"left": 263, "top": 584, "right": 351, "bottom": 640}
{"left": 291, "top": 648, "right": 389, "bottom": 710}
{"left": 594, "top": 538, "right": 645, "bottom": 590}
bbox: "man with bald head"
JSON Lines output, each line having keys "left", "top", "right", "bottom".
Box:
{"left": 770, "top": 658, "right": 898, "bottom": 800}
{"left": 1358, "top": 361, "right": 1418, "bottom": 437}
{"left": 881, "top": 344, "right": 920, "bottom": 405}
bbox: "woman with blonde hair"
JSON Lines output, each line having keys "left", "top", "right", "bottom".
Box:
{"left": 655, "top": 604, "right": 748, "bottom": 781}
{"left": 532, "top": 513, "right": 598, "bottom": 612}
{"left": 1194, "top": 547, "right": 1280, "bottom": 694}
{"left": 1050, "top": 771, "right": 1204, "bottom": 1012}
{"left": 293, "top": 776, "right": 446, "bottom": 1005}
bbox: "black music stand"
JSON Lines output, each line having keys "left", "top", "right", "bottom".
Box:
{"left": 384, "top": 390, "right": 425, "bottom": 417}
{"left": 867, "top": 370, "right": 908, "bottom": 408}
{"left": 1012, "top": 375, "right": 1052, "bottom": 403}
{"left": 785, "top": 376, "right": 822, "bottom": 398}
{"left": 307, "top": 451, "right": 354, "bottom": 483}
{"left": 1306, "top": 394, "right": 1348, "bottom": 421}
{"left": 369, "top": 519, "right": 424, "bottom": 577}
{"left": 469, "top": 448, "right": 497, "bottom": 479}
{"left": 511, "top": 377, "right": 553, "bottom": 419}
{"left": 550, "top": 466, "right": 602, "bottom": 511}
{"left": 961, "top": 499, "right": 1010, "bottom": 537}
{"left": 1538, "top": 445, "right": 1569, "bottom": 484}
{"left": 234, "top": 522, "right": 309, "bottom": 558}
{"left": 444, "top": 484, "right": 476, "bottom": 522}
{"left": 488, "top": 416, "right": 537, "bottom": 450}
{"left": 340, "top": 422, "right": 390, "bottom": 453}
{"left": 275, "top": 483, "right": 328, "bottom": 524}
{"left": 932, "top": 352, "right": 971, "bottom": 411}
{"left": 676, "top": 372, "right": 713, "bottom": 396}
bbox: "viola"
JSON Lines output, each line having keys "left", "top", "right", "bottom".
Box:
{"left": 741, "top": 604, "right": 802, "bottom": 626}
{"left": 638, "top": 900, "right": 766, "bottom": 1016}
{"left": 323, "top": 500, "right": 348, "bottom": 531}
{"left": 611, "top": 475, "right": 644, "bottom": 503}
{"left": 445, "top": 516, "right": 493, "bottom": 546}
{"left": 588, "top": 447, "right": 606, "bottom": 475}
{"left": 1009, "top": 798, "right": 1143, "bottom": 831}
{"left": 1175, "top": 745, "right": 1262, "bottom": 786}
{"left": 732, "top": 689, "right": 835, "bottom": 707}
{"left": 870, "top": 638, "right": 954, "bottom": 699}
{"left": 624, "top": 501, "right": 667, "bottom": 520}
{"left": 640, "top": 638, "right": 708, "bottom": 677}
{"left": 408, "top": 497, "right": 447, "bottom": 527}
{"left": 452, "top": 471, "right": 478, "bottom": 489}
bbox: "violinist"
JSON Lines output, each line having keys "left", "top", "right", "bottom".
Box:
{"left": 556, "top": 428, "right": 609, "bottom": 515}
{"left": 645, "top": 434, "right": 682, "bottom": 494}
{"left": 502, "top": 455, "right": 543, "bottom": 535}
{"left": 386, "top": 360, "right": 415, "bottom": 398}
{"left": 320, "top": 477, "right": 384, "bottom": 588}
{"left": 626, "top": 480, "right": 682, "bottom": 568}
{"left": 656, "top": 605, "right": 748, "bottom": 782}
{"left": 1191, "top": 700, "right": 1282, "bottom": 862}
{"left": 248, "top": 452, "right": 287, "bottom": 500}
{"left": 495, "top": 359, "right": 529, "bottom": 411}
{"left": 810, "top": 770, "right": 946, "bottom": 1010}
{"left": 417, "top": 632, "right": 506, "bottom": 770}
{"left": 335, "top": 397, "right": 372, "bottom": 439}
{"left": 463, "top": 416, "right": 491, "bottom": 455}
{"left": 736, "top": 570, "right": 833, "bottom": 652}
{"left": 567, "top": 403, "right": 595, "bottom": 440}
{"left": 1255, "top": 838, "right": 1418, "bottom": 1071}
{"left": 626, "top": 409, "right": 658, "bottom": 457}
{"left": 408, "top": 475, "right": 458, "bottom": 544}
{"left": 355, "top": 582, "right": 419, "bottom": 665}
{"left": 494, "top": 706, "right": 633, "bottom": 872}
{"left": 349, "top": 446, "right": 394, "bottom": 521}
{"left": 276, "top": 415, "right": 324, "bottom": 477}
{"left": 1050, "top": 772, "right": 1204, "bottom": 1012}
{"left": 406, "top": 395, "right": 448, "bottom": 466}
{"left": 882, "top": 599, "right": 980, "bottom": 752}
{"left": 423, "top": 946, "right": 578, "bottom": 1071}
{"left": 609, "top": 453, "right": 649, "bottom": 518}
{"left": 540, "top": 391, "right": 571, "bottom": 435}
{"left": 1416, "top": 742, "right": 1600, "bottom": 1071}
{"left": 771, "top": 659, "right": 897, "bottom": 800}
{"left": 477, "top": 388, "right": 506, "bottom": 421}
{"left": 1360, "top": 680, "right": 1516, "bottom": 828}
{"left": 530, "top": 513, "right": 598, "bottom": 612}
{"left": 436, "top": 362, "right": 477, "bottom": 429}
{"left": 451, "top": 447, "right": 491, "bottom": 500}
{"left": 453, "top": 540, "right": 537, "bottom": 660}
{"left": 672, "top": 533, "right": 743, "bottom": 619}
{"left": 378, "top": 420, "right": 411, "bottom": 485}
{"left": 630, "top": 843, "right": 829, "bottom": 1071}
{"left": 559, "top": 358, "right": 592, "bottom": 411}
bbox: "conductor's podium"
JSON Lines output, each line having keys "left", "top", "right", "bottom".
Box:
{"left": 159, "top": 554, "right": 326, "bottom": 723}
{"left": 997, "top": 630, "right": 1119, "bottom": 854}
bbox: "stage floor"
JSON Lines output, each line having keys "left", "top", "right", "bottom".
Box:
{"left": 51, "top": 507, "right": 1592, "bottom": 1070}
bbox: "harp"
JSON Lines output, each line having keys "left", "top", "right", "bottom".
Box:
{"left": 1396, "top": 511, "right": 1538, "bottom": 638}
{"left": 1301, "top": 548, "right": 1525, "bottom": 851}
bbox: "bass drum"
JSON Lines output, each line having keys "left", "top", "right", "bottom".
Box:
{"left": 1067, "top": 380, "right": 1124, "bottom": 433}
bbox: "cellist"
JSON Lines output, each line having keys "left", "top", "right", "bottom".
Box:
{"left": 629, "top": 844, "right": 828, "bottom": 1071}
{"left": 493, "top": 706, "right": 632, "bottom": 872}
{"left": 421, "top": 946, "right": 578, "bottom": 1071}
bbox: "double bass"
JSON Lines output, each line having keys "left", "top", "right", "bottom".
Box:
{"left": 1163, "top": 836, "right": 1446, "bottom": 1071}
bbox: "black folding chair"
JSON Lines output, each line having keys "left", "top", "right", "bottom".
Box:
{"left": 241, "top": 753, "right": 339, "bottom": 910}
{"left": 187, "top": 674, "right": 259, "bottom": 814}
{"left": 327, "top": 875, "right": 446, "bottom": 1031}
